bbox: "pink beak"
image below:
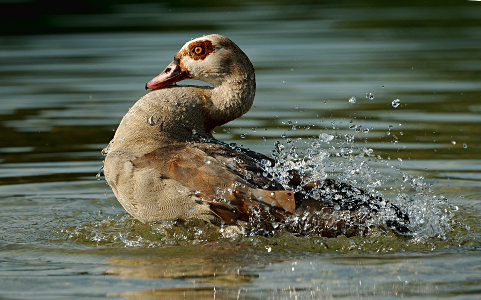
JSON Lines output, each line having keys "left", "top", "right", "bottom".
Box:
{"left": 145, "top": 57, "right": 190, "bottom": 90}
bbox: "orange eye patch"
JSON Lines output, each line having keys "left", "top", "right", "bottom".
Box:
{"left": 184, "top": 40, "right": 215, "bottom": 60}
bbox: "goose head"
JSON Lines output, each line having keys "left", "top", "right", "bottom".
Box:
{"left": 146, "top": 34, "right": 255, "bottom": 89}
{"left": 145, "top": 34, "right": 256, "bottom": 131}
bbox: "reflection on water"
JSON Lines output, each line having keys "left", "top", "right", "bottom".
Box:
{"left": 1, "top": 1, "right": 481, "bottom": 299}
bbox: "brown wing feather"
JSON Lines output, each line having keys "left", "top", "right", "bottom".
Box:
{"left": 130, "top": 140, "right": 296, "bottom": 225}
{"left": 193, "top": 141, "right": 284, "bottom": 190}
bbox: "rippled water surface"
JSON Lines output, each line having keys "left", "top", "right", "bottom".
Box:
{"left": 1, "top": 1, "right": 481, "bottom": 299}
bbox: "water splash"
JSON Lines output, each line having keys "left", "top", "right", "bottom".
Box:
{"left": 263, "top": 133, "right": 453, "bottom": 240}
{"left": 60, "top": 216, "right": 223, "bottom": 248}
{"left": 396, "top": 175, "right": 453, "bottom": 241}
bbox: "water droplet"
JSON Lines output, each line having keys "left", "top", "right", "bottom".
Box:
{"left": 451, "top": 140, "right": 456, "bottom": 145}
{"left": 240, "top": 133, "right": 246, "bottom": 139}
{"left": 348, "top": 96, "right": 356, "bottom": 104}
{"left": 463, "top": 143, "right": 468, "bottom": 149}
{"left": 204, "top": 158, "right": 212, "bottom": 165}
{"left": 319, "top": 133, "right": 334, "bottom": 143}
{"left": 266, "top": 246, "right": 272, "bottom": 253}
{"left": 366, "top": 92, "right": 374, "bottom": 100}
{"left": 392, "top": 99, "right": 401, "bottom": 108}
{"left": 362, "top": 128, "right": 369, "bottom": 134}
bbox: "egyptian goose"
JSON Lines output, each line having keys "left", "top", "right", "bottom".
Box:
{"left": 103, "top": 34, "right": 409, "bottom": 237}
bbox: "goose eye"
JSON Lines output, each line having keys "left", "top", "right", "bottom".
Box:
{"left": 184, "top": 40, "right": 214, "bottom": 60}
{"left": 193, "top": 46, "right": 204, "bottom": 55}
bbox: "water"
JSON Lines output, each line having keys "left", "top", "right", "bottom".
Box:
{"left": 1, "top": 1, "right": 481, "bottom": 299}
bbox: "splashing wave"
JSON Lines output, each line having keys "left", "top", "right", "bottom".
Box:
{"left": 264, "top": 133, "right": 453, "bottom": 241}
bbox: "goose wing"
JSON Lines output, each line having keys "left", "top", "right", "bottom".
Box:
{"left": 130, "top": 141, "right": 296, "bottom": 225}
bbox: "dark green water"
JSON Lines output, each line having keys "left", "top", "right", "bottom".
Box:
{"left": 1, "top": 1, "right": 480, "bottom": 299}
